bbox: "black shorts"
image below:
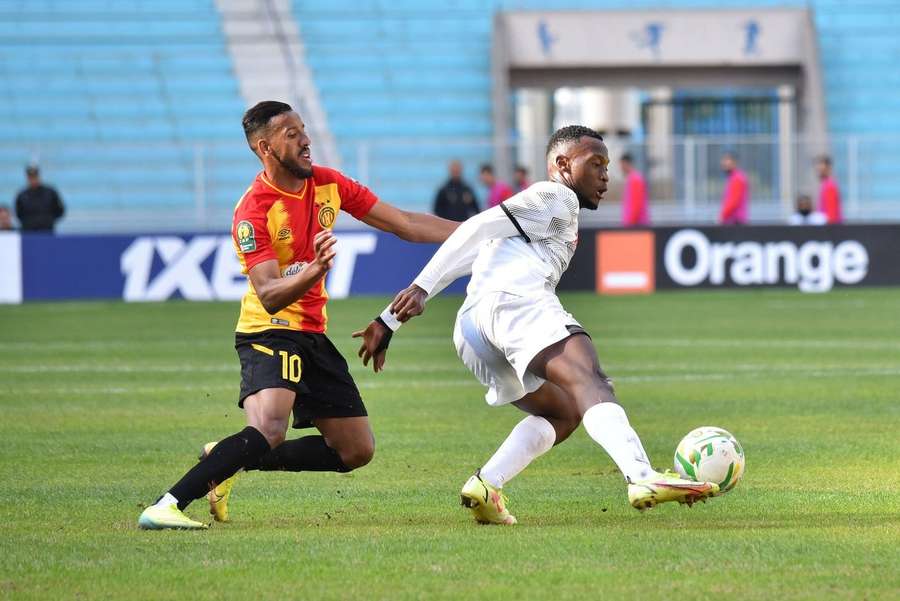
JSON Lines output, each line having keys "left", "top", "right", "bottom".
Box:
{"left": 235, "top": 329, "right": 367, "bottom": 429}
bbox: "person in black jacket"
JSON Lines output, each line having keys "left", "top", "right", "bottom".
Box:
{"left": 15, "top": 165, "right": 65, "bottom": 232}
{"left": 433, "top": 160, "right": 479, "bottom": 221}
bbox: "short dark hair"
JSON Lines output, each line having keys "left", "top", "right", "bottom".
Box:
{"left": 816, "top": 155, "right": 832, "bottom": 167}
{"left": 25, "top": 164, "right": 39, "bottom": 176}
{"left": 545, "top": 125, "right": 603, "bottom": 157}
{"left": 479, "top": 163, "right": 494, "bottom": 175}
{"left": 242, "top": 101, "right": 293, "bottom": 148}
{"left": 514, "top": 165, "right": 527, "bottom": 174}
{"left": 621, "top": 152, "right": 634, "bottom": 163}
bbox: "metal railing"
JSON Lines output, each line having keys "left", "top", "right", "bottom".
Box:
{"left": 2, "top": 133, "right": 898, "bottom": 233}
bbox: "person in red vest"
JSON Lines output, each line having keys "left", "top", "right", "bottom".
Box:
{"left": 815, "top": 155, "right": 843, "bottom": 224}
{"left": 619, "top": 153, "right": 649, "bottom": 227}
{"left": 718, "top": 152, "right": 749, "bottom": 225}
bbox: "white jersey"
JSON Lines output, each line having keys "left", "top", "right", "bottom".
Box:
{"left": 385, "top": 180, "right": 584, "bottom": 406}
{"left": 466, "top": 181, "right": 579, "bottom": 301}
{"left": 411, "top": 181, "right": 580, "bottom": 302}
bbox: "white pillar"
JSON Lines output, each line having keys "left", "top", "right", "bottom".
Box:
{"left": 515, "top": 88, "right": 552, "bottom": 181}
{"left": 647, "top": 87, "right": 673, "bottom": 189}
{"left": 777, "top": 85, "right": 796, "bottom": 220}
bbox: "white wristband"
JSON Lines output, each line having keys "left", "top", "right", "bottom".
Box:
{"left": 379, "top": 307, "right": 402, "bottom": 331}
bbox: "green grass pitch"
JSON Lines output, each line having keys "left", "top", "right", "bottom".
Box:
{"left": 1, "top": 289, "right": 899, "bottom": 600}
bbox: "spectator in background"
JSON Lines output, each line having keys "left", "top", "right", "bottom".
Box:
{"left": 718, "top": 152, "right": 749, "bottom": 225}
{"left": 619, "top": 153, "right": 649, "bottom": 227}
{"left": 15, "top": 165, "right": 64, "bottom": 232}
{"left": 479, "top": 163, "right": 513, "bottom": 209}
{"left": 815, "top": 155, "right": 843, "bottom": 224}
{"left": 513, "top": 165, "right": 530, "bottom": 192}
{"left": 433, "top": 160, "right": 480, "bottom": 222}
{"left": 0, "top": 205, "right": 14, "bottom": 230}
{"left": 788, "top": 194, "right": 827, "bottom": 225}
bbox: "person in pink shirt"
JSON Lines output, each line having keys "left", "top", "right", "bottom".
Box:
{"left": 815, "top": 155, "right": 843, "bottom": 224}
{"left": 718, "top": 152, "right": 749, "bottom": 225}
{"left": 479, "top": 163, "right": 514, "bottom": 209}
{"left": 619, "top": 153, "right": 649, "bottom": 227}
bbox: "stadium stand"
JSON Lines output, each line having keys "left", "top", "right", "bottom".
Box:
{"left": 1, "top": 0, "right": 899, "bottom": 229}
{"left": 0, "top": 0, "right": 254, "bottom": 230}
{"left": 294, "top": 0, "right": 900, "bottom": 214}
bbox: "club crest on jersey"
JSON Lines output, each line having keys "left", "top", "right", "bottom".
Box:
{"left": 236, "top": 220, "right": 256, "bottom": 252}
{"left": 318, "top": 206, "right": 336, "bottom": 228}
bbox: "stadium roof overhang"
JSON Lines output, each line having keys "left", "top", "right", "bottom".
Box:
{"left": 492, "top": 8, "right": 827, "bottom": 174}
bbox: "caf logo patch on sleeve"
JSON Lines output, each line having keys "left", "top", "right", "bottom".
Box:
{"left": 237, "top": 220, "right": 256, "bottom": 252}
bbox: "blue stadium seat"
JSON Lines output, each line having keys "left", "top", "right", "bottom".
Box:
{"left": 291, "top": 0, "right": 900, "bottom": 215}
{"left": 2, "top": 0, "right": 899, "bottom": 226}
{"left": 0, "top": 0, "right": 251, "bottom": 226}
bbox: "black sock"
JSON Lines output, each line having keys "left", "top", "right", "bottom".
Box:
{"left": 169, "top": 426, "right": 270, "bottom": 510}
{"left": 245, "top": 436, "right": 350, "bottom": 473}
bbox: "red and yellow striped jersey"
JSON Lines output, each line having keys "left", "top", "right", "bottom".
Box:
{"left": 232, "top": 166, "right": 378, "bottom": 334}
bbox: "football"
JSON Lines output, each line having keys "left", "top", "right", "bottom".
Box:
{"left": 674, "top": 427, "right": 745, "bottom": 493}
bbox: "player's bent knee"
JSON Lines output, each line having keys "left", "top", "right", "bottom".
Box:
{"left": 255, "top": 423, "right": 287, "bottom": 449}
{"left": 337, "top": 436, "right": 375, "bottom": 470}
{"left": 265, "top": 431, "right": 286, "bottom": 449}
{"left": 597, "top": 376, "right": 616, "bottom": 402}
{"left": 550, "top": 413, "right": 581, "bottom": 444}
{"left": 339, "top": 444, "right": 374, "bottom": 470}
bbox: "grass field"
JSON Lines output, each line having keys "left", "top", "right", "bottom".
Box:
{"left": 1, "top": 289, "right": 899, "bottom": 600}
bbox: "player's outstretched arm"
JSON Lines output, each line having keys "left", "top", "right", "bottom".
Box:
{"left": 360, "top": 201, "right": 460, "bottom": 243}
{"left": 248, "top": 230, "right": 336, "bottom": 314}
{"left": 350, "top": 282, "right": 426, "bottom": 373}
{"left": 351, "top": 320, "right": 392, "bottom": 373}
{"left": 390, "top": 284, "right": 427, "bottom": 322}
{"left": 352, "top": 206, "right": 524, "bottom": 372}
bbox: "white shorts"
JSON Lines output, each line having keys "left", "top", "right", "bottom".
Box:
{"left": 453, "top": 291, "right": 583, "bottom": 406}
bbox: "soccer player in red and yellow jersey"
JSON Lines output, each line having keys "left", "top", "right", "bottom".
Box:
{"left": 139, "top": 101, "right": 458, "bottom": 530}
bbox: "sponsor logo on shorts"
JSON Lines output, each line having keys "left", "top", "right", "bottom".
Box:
{"left": 236, "top": 220, "right": 256, "bottom": 253}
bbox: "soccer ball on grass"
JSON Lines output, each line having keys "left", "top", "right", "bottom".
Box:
{"left": 673, "top": 426, "right": 745, "bottom": 493}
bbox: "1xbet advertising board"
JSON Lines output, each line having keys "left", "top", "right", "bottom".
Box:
{"left": 2, "top": 225, "right": 898, "bottom": 303}
{"left": 0, "top": 231, "right": 465, "bottom": 303}
{"left": 594, "top": 225, "right": 900, "bottom": 294}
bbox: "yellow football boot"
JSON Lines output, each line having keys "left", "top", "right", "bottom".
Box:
{"left": 460, "top": 472, "right": 517, "bottom": 525}
{"left": 138, "top": 503, "right": 208, "bottom": 530}
{"left": 199, "top": 442, "right": 239, "bottom": 523}
{"left": 628, "top": 470, "right": 719, "bottom": 511}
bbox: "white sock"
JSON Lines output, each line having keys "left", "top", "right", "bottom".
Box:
{"left": 480, "top": 416, "right": 556, "bottom": 489}
{"left": 582, "top": 402, "right": 654, "bottom": 483}
{"left": 153, "top": 492, "right": 179, "bottom": 509}
{"left": 481, "top": 415, "right": 556, "bottom": 488}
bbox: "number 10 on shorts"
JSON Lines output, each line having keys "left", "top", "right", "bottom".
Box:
{"left": 279, "top": 351, "right": 302, "bottom": 383}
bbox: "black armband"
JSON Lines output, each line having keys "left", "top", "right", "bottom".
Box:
{"left": 373, "top": 317, "right": 394, "bottom": 353}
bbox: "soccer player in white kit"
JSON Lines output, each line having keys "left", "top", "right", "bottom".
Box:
{"left": 354, "top": 126, "right": 718, "bottom": 524}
